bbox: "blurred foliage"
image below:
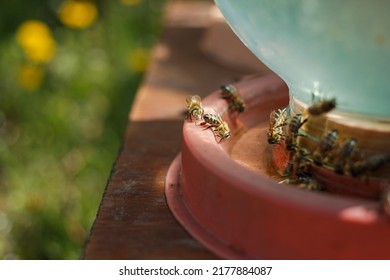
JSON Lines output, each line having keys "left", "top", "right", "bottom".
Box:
{"left": 0, "top": 0, "right": 166, "bottom": 259}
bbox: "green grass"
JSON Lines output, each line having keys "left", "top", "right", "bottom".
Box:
{"left": 0, "top": 0, "right": 165, "bottom": 259}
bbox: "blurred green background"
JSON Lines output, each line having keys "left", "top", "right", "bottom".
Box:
{"left": 0, "top": 0, "right": 166, "bottom": 259}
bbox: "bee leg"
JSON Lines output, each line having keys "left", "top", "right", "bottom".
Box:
{"left": 278, "top": 178, "right": 289, "bottom": 184}
{"left": 194, "top": 118, "right": 204, "bottom": 126}
{"left": 201, "top": 123, "right": 212, "bottom": 130}
{"left": 299, "top": 118, "right": 308, "bottom": 129}
{"left": 213, "top": 132, "right": 226, "bottom": 142}
{"left": 218, "top": 137, "right": 227, "bottom": 144}
{"left": 208, "top": 128, "right": 220, "bottom": 141}
{"left": 209, "top": 127, "right": 217, "bottom": 134}
{"left": 278, "top": 177, "right": 298, "bottom": 184}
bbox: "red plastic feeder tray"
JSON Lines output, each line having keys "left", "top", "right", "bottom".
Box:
{"left": 165, "top": 73, "right": 390, "bottom": 259}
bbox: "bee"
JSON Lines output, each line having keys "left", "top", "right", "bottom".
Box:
{"left": 350, "top": 154, "right": 390, "bottom": 177}
{"left": 186, "top": 95, "right": 204, "bottom": 121}
{"left": 295, "top": 149, "right": 312, "bottom": 176}
{"left": 281, "top": 147, "right": 311, "bottom": 180}
{"left": 285, "top": 113, "right": 307, "bottom": 151}
{"left": 333, "top": 138, "right": 357, "bottom": 174}
{"left": 280, "top": 147, "right": 320, "bottom": 192}
{"left": 279, "top": 168, "right": 322, "bottom": 191}
{"left": 220, "top": 84, "right": 246, "bottom": 113}
{"left": 200, "top": 113, "right": 231, "bottom": 143}
{"left": 267, "top": 107, "right": 287, "bottom": 144}
{"left": 306, "top": 94, "right": 336, "bottom": 116}
{"left": 313, "top": 129, "right": 338, "bottom": 165}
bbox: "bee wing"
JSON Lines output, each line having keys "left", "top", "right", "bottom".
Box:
{"left": 229, "top": 84, "right": 238, "bottom": 93}
{"left": 186, "top": 95, "right": 201, "bottom": 104}
{"left": 211, "top": 108, "right": 222, "bottom": 120}
{"left": 216, "top": 113, "right": 224, "bottom": 123}
{"left": 221, "top": 121, "right": 230, "bottom": 132}
{"left": 269, "top": 110, "right": 277, "bottom": 126}
{"left": 185, "top": 95, "right": 192, "bottom": 104}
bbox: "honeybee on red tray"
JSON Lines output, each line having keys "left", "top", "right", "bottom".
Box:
{"left": 313, "top": 129, "right": 338, "bottom": 166}
{"left": 201, "top": 113, "right": 231, "bottom": 143}
{"left": 350, "top": 154, "right": 390, "bottom": 177}
{"left": 186, "top": 95, "right": 204, "bottom": 121}
{"left": 267, "top": 107, "right": 287, "bottom": 145}
{"left": 220, "top": 84, "right": 246, "bottom": 113}
{"left": 333, "top": 138, "right": 358, "bottom": 174}
{"left": 285, "top": 113, "right": 307, "bottom": 151}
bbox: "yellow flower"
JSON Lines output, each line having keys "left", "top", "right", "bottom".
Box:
{"left": 58, "top": 0, "right": 98, "bottom": 29}
{"left": 120, "top": 0, "right": 142, "bottom": 5}
{"left": 16, "top": 20, "right": 56, "bottom": 63}
{"left": 127, "top": 48, "right": 150, "bottom": 73}
{"left": 18, "top": 63, "right": 45, "bottom": 91}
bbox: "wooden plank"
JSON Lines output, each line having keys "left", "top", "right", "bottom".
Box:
{"left": 83, "top": 0, "right": 269, "bottom": 259}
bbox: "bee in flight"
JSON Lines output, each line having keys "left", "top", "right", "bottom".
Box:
{"left": 306, "top": 94, "right": 336, "bottom": 116}
{"left": 186, "top": 95, "right": 204, "bottom": 122}
{"left": 200, "top": 113, "right": 231, "bottom": 143}
{"left": 267, "top": 107, "right": 287, "bottom": 145}
{"left": 220, "top": 84, "right": 246, "bottom": 113}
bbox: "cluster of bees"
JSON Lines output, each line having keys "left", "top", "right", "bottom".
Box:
{"left": 186, "top": 84, "right": 245, "bottom": 143}
{"left": 186, "top": 81, "right": 390, "bottom": 217}
{"left": 268, "top": 95, "right": 390, "bottom": 191}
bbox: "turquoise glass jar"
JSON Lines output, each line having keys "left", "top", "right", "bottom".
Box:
{"left": 215, "top": 0, "right": 390, "bottom": 118}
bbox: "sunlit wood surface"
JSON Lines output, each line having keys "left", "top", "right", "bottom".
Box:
{"left": 82, "top": 0, "right": 270, "bottom": 259}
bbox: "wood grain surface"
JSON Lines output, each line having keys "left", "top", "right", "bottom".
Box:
{"left": 82, "top": 0, "right": 271, "bottom": 259}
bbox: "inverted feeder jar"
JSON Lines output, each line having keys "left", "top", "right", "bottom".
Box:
{"left": 215, "top": 0, "right": 390, "bottom": 198}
